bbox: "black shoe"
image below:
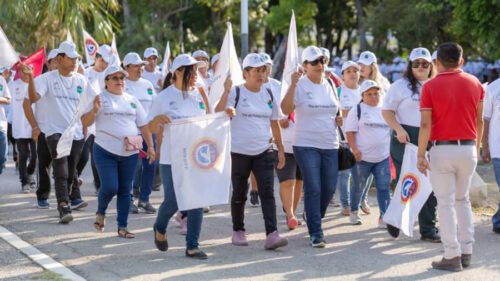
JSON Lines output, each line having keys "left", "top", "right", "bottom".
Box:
{"left": 461, "top": 254, "right": 471, "bottom": 268}
{"left": 154, "top": 229, "right": 168, "bottom": 252}
{"left": 420, "top": 234, "right": 441, "bottom": 243}
{"left": 249, "top": 190, "right": 259, "bottom": 206}
{"left": 387, "top": 224, "right": 400, "bottom": 238}
{"left": 58, "top": 205, "right": 73, "bottom": 224}
{"left": 185, "top": 248, "right": 208, "bottom": 259}
{"left": 493, "top": 227, "right": 500, "bottom": 234}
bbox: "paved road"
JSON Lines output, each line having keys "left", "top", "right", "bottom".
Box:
{"left": 1, "top": 158, "right": 499, "bottom": 281}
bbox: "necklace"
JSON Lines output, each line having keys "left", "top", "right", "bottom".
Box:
{"left": 58, "top": 72, "right": 74, "bottom": 89}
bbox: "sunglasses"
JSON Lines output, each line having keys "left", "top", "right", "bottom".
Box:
{"left": 307, "top": 58, "right": 326, "bottom": 66}
{"left": 107, "top": 76, "right": 126, "bottom": 81}
{"left": 411, "top": 61, "right": 430, "bottom": 69}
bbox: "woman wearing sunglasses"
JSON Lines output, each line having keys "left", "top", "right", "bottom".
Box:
{"left": 82, "top": 65, "right": 155, "bottom": 239}
{"left": 382, "top": 47, "right": 440, "bottom": 242}
{"left": 282, "top": 46, "right": 342, "bottom": 248}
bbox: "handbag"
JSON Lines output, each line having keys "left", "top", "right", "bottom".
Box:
{"left": 338, "top": 127, "right": 356, "bottom": 171}
{"left": 124, "top": 135, "right": 144, "bottom": 151}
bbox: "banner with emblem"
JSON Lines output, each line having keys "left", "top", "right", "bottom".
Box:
{"left": 83, "top": 29, "right": 99, "bottom": 65}
{"left": 383, "top": 143, "right": 433, "bottom": 237}
{"left": 169, "top": 112, "right": 231, "bottom": 211}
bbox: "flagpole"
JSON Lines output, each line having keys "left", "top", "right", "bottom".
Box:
{"left": 241, "top": 0, "right": 248, "bottom": 58}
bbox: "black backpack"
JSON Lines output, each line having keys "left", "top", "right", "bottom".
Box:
{"left": 234, "top": 86, "right": 274, "bottom": 109}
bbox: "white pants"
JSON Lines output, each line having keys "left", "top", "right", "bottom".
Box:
{"left": 429, "top": 144, "right": 476, "bottom": 258}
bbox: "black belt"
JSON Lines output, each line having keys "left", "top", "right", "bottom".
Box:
{"left": 432, "top": 140, "right": 476, "bottom": 146}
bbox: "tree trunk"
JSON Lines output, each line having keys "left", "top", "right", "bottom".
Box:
{"left": 355, "top": 0, "right": 367, "bottom": 51}
{"left": 122, "top": 0, "right": 132, "bottom": 38}
{"left": 272, "top": 35, "right": 286, "bottom": 79}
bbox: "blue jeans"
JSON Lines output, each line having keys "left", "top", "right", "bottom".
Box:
{"left": 0, "top": 131, "right": 6, "bottom": 174}
{"left": 492, "top": 158, "right": 500, "bottom": 230}
{"left": 336, "top": 169, "right": 351, "bottom": 208}
{"left": 293, "top": 146, "right": 338, "bottom": 239}
{"left": 154, "top": 164, "right": 203, "bottom": 250}
{"left": 132, "top": 138, "right": 158, "bottom": 202}
{"left": 94, "top": 144, "right": 138, "bottom": 228}
{"left": 350, "top": 158, "right": 391, "bottom": 216}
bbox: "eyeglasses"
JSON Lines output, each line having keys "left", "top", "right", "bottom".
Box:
{"left": 411, "top": 61, "right": 430, "bottom": 69}
{"left": 106, "top": 76, "right": 126, "bottom": 81}
{"left": 307, "top": 58, "right": 326, "bottom": 66}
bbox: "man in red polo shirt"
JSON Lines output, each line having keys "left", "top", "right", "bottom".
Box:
{"left": 417, "top": 42, "right": 484, "bottom": 272}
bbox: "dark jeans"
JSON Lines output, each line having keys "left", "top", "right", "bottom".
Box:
{"left": 231, "top": 149, "right": 278, "bottom": 235}
{"left": 7, "top": 123, "right": 17, "bottom": 161}
{"left": 132, "top": 138, "right": 157, "bottom": 202}
{"left": 0, "top": 131, "right": 6, "bottom": 174}
{"left": 491, "top": 158, "right": 500, "bottom": 231}
{"left": 390, "top": 124, "right": 438, "bottom": 237}
{"left": 16, "top": 138, "right": 37, "bottom": 185}
{"left": 46, "top": 133, "right": 84, "bottom": 205}
{"left": 76, "top": 134, "right": 100, "bottom": 190}
{"left": 36, "top": 132, "right": 52, "bottom": 200}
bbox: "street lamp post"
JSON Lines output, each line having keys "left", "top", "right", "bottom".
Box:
{"left": 241, "top": 0, "right": 248, "bottom": 58}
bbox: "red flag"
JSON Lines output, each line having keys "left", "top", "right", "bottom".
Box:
{"left": 13, "top": 48, "right": 46, "bottom": 80}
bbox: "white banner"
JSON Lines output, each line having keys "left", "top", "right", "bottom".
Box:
{"left": 169, "top": 112, "right": 231, "bottom": 211}
{"left": 110, "top": 33, "right": 121, "bottom": 66}
{"left": 83, "top": 29, "right": 99, "bottom": 65}
{"left": 0, "top": 26, "right": 19, "bottom": 68}
{"left": 383, "top": 143, "right": 433, "bottom": 237}
{"left": 280, "top": 11, "right": 300, "bottom": 101}
{"left": 161, "top": 41, "right": 170, "bottom": 77}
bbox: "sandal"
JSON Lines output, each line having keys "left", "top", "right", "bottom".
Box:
{"left": 185, "top": 248, "right": 208, "bottom": 259}
{"left": 117, "top": 228, "right": 135, "bottom": 239}
{"left": 94, "top": 213, "right": 105, "bottom": 232}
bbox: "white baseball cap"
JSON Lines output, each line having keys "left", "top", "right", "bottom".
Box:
{"left": 319, "top": 47, "right": 331, "bottom": 61}
{"left": 58, "top": 41, "right": 80, "bottom": 59}
{"left": 123, "top": 52, "right": 146, "bottom": 66}
{"left": 97, "top": 45, "right": 112, "bottom": 56}
{"left": 211, "top": 53, "right": 220, "bottom": 65}
{"left": 242, "top": 53, "right": 268, "bottom": 69}
{"left": 431, "top": 51, "right": 437, "bottom": 61}
{"left": 47, "top": 49, "right": 60, "bottom": 60}
{"left": 357, "top": 51, "right": 377, "bottom": 65}
{"left": 409, "top": 47, "right": 432, "bottom": 62}
{"left": 192, "top": 50, "right": 209, "bottom": 60}
{"left": 0, "top": 66, "right": 9, "bottom": 73}
{"left": 170, "top": 54, "right": 206, "bottom": 73}
{"left": 341, "top": 61, "right": 360, "bottom": 72}
{"left": 104, "top": 65, "right": 128, "bottom": 79}
{"left": 301, "top": 46, "right": 324, "bottom": 63}
{"left": 144, "top": 47, "right": 159, "bottom": 59}
{"left": 259, "top": 53, "right": 273, "bottom": 65}
{"left": 360, "top": 80, "right": 380, "bottom": 93}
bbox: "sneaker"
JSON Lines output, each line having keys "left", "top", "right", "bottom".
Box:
{"left": 431, "top": 256, "right": 463, "bottom": 272}
{"left": 58, "top": 204, "right": 73, "bottom": 224}
{"left": 232, "top": 230, "right": 249, "bottom": 246}
{"left": 129, "top": 202, "right": 139, "bottom": 214}
{"left": 180, "top": 217, "right": 187, "bottom": 235}
{"left": 378, "top": 217, "right": 387, "bottom": 229}
{"left": 341, "top": 207, "right": 350, "bottom": 216}
{"left": 349, "top": 211, "right": 362, "bottom": 225}
{"left": 360, "top": 200, "right": 371, "bottom": 214}
{"left": 249, "top": 190, "right": 259, "bottom": 207}
{"left": 70, "top": 199, "right": 88, "bottom": 210}
{"left": 138, "top": 201, "right": 156, "bottom": 214}
{"left": 287, "top": 217, "right": 299, "bottom": 230}
{"left": 37, "top": 199, "right": 50, "bottom": 209}
{"left": 21, "top": 184, "right": 31, "bottom": 193}
{"left": 28, "top": 174, "right": 36, "bottom": 188}
{"left": 185, "top": 248, "right": 208, "bottom": 260}
{"left": 310, "top": 237, "right": 326, "bottom": 248}
{"left": 264, "top": 231, "right": 288, "bottom": 250}
{"left": 461, "top": 254, "right": 472, "bottom": 268}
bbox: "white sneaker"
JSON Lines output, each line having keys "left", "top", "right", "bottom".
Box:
{"left": 378, "top": 217, "right": 387, "bottom": 229}
{"left": 21, "top": 184, "right": 31, "bottom": 193}
{"left": 349, "top": 211, "right": 362, "bottom": 225}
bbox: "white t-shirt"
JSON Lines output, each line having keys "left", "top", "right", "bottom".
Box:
{"left": 84, "top": 67, "right": 106, "bottom": 91}
{"left": 227, "top": 85, "right": 281, "bottom": 155}
{"left": 0, "top": 76, "right": 11, "bottom": 132}
{"left": 293, "top": 76, "right": 340, "bottom": 149}
{"left": 34, "top": 70, "right": 87, "bottom": 140}
{"left": 338, "top": 84, "right": 361, "bottom": 111}
{"left": 8, "top": 80, "right": 33, "bottom": 139}
{"left": 344, "top": 102, "right": 391, "bottom": 163}
{"left": 485, "top": 79, "right": 500, "bottom": 158}
{"left": 125, "top": 78, "right": 156, "bottom": 114}
{"left": 93, "top": 91, "right": 148, "bottom": 157}
{"left": 147, "top": 85, "right": 207, "bottom": 164}
{"left": 142, "top": 67, "right": 163, "bottom": 93}
{"left": 383, "top": 78, "right": 427, "bottom": 127}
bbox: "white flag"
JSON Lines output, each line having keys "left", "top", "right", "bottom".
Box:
{"left": 169, "top": 112, "right": 231, "bottom": 211}
{"left": 0, "top": 26, "right": 19, "bottom": 67}
{"left": 83, "top": 29, "right": 99, "bottom": 65}
{"left": 66, "top": 30, "right": 74, "bottom": 43}
{"left": 110, "top": 33, "right": 121, "bottom": 66}
{"left": 161, "top": 41, "right": 170, "bottom": 77}
{"left": 383, "top": 144, "right": 433, "bottom": 237}
{"left": 208, "top": 22, "right": 244, "bottom": 107}
{"left": 280, "top": 11, "right": 300, "bottom": 102}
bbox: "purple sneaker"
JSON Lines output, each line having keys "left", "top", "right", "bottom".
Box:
{"left": 231, "top": 230, "right": 249, "bottom": 246}
{"left": 264, "top": 231, "right": 288, "bottom": 250}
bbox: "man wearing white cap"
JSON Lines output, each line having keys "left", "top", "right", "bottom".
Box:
{"left": 85, "top": 46, "right": 110, "bottom": 91}
{"left": 208, "top": 53, "right": 220, "bottom": 78}
{"left": 142, "top": 47, "right": 163, "bottom": 93}
{"left": 21, "top": 41, "right": 90, "bottom": 223}
{"left": 0, "top": 66, "right": 12, "bottom": 174}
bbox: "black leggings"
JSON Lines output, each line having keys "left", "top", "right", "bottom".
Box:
{"left": 76, "top": 135, "right": 100, "bottom": 189}
{"left": 16, "top": 138, "right": 37, "bottom": 185}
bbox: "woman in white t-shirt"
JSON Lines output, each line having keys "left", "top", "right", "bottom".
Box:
{"left": 281, "top": 46, "right": 342, "bottom": 248}
{"left": 215, "top": 53, "right": 288, "bottom": 250}
{"left": 345, "top": 80, "right": 391, "bottom": 227}
{"left": 382, "top": 47, "right": 440, "bottom": 241}
{"left": 82, "top": 65, "right": 155, "bottom": 239}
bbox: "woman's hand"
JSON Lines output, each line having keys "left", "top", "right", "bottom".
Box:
{"left": 223, "top": 75, "right": 233, "bottom": 93}
{"left": 225, "top": 107, "right": 236, "bottom": 118}
{"left": 276, "top": 150, "right": 286, "bottom": 170}
{"left": 154, "top": 114, "right": 172, "bottom": 125}
{"left": 92, "top": 95, "right": 101, "bottom": 113}
{"left": 395, "top": 127, "right": 410, "bottom": 144}
{"left": 352, "top": 148, "right": 362, "bottom": 162}
{"left": 147, "top": 147, "right": 156, "bottom": 164}
{"left": 291, "top": 70, "right": 302, "bottom": 86}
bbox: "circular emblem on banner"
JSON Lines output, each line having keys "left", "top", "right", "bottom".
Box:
{"left": 400, "top": 173, "right": 419, "bottom": 204}
{"left": 85, "top": 39, "right": 98, "bottom": 56}
{"left": 191, "top": 139, "right": 220, "bottom": 169}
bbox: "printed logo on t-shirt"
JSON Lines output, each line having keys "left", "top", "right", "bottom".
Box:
{"left": 267, "top": 100, "right": 273, "bottom": 109}
{"left": 306, "top": 92, "right": 313, "bottom": 99}
{"left": 199, "top": 101, "right": 206, "bottom": 110}
{"left": 0, "top": 85, "right": 3, "bottom": 91}
{"left": 241, "top": 98, "right": 250, "bottom": 107}
{"left": 130, "top": 102, "right": 137, "bottom": 109}
{"left": 147, "top": 88, "right": 153, "bottom": 95}
{"left": 76, "top": 86, "right": 83, "bottom": 94}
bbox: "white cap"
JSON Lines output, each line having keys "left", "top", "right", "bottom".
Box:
{"left": 360, "top": 80, "right": 380, "bottom": 93}
{"left": 97, "top": 45, "right": 112, "bottom": 56}
{"left": 319, "top": 47, "right": 331, "bottom": 60}
{"left": 144, "top": 47, "right": 159, "bottom": 59}
{"left": 170, "top": 54, "right": 206, "bottom": 73}
{"left": 341, "top": 61, "right": 360, "bottom": 72}
{"left": 192, "top": 50, "right": 209, "bottom": 60}
{"left": 104, "top": 65, "right": 128, "bottom": 79}
{"left": 242, "top": 53, "right": 268, "bottom": 69}
{"left": 409, "top": 47, "right": 432, "bottom": 62}
{"left": 431, "top": 51, "right": 437, "bottom": 61}
{"left": 357, "top": 51, "right": 377, "bottom": 65}
{"left": 301, "top": 46, "right": 323, "bottom": 63}
{"left": 211, "top": 53, "right": 220, "bottom": 65}
{"left": 58, "top": 41, "right": 80, "bottom": 59}
{"left": 123, "top": 52, "right": 146, "bottom": 66}
{"left": 48, "top": 49, "right": 60, "bottom": 60}
{"left": 259, "top": 53, "right": 273, "bottom": 65}
{"left": 0, "top": 66, "right": 9, "bottom": 73}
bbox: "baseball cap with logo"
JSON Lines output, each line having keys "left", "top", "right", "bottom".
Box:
{"left": 259, "top": 53, "right": 273, "bottom": 65}
{"left": 242, "top": 53, "right": 268, "bottom": 69}
{"left": 123, "top": 52, "right": 146, "bottom": 66}
{"left": 104, "top": 65, "right": 128, "bottom": 79}
{"left": 341, "top": 61, "right": 360, "bottom": 73}
{"left": 58, "top": 41, "right": 80, "bottom": 59}
{"left": 192, "top": 50, "right": 209, "bottom": 60}
{"left": 409, "top": 47, "right": 432, "bottom": 62}
{"left": 47, "top": 49, "right": 60, "bottom": 61}
{"left": 144, "top": 47, "right": 159, "bottom": 59}
{"left": 357, "top": 51, "right": 377, "bottom": 65}
{"left": 170, "top": 54, "right": 206, "bottom": 73}
{"left": 360, "top": 80, "right": 380, "bottom": 93}
{"left": 301, "top": 46, "right": 323, "bottom": 64}
{"left": 96, "top": 45, "right": 112, "bottom": 63}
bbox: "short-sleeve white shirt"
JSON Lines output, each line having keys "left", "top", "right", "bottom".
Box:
{"left": 8, "top": 80, "right": 33, "bottom": 139}
{"left": 383, "top": 78, "right": 427, "bottom": 127}
{"left": 485, "top": 79, "right": 500, "bottom": 158}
